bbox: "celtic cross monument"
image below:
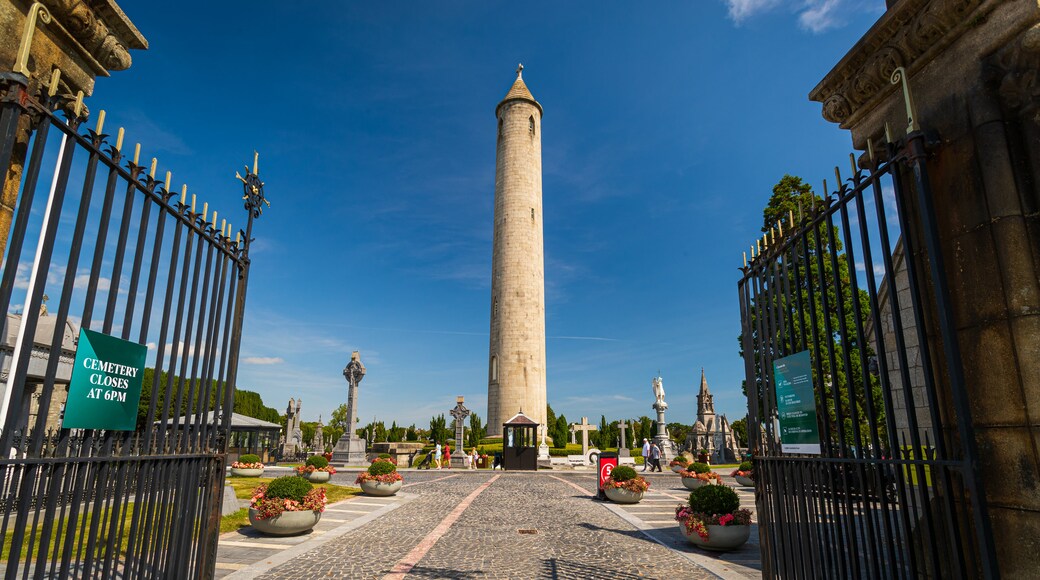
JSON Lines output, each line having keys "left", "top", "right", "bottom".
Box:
{"left": 332, "top": 351, "right": 367, "bottom": 465}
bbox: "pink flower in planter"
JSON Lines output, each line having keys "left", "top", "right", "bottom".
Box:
{"left": 718, "top": 513, "right": 734, "bottom": 526}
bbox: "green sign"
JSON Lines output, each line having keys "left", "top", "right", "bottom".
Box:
{"left": 773, "top": 350, "right": 821, "bottom": 454}
{"left": 62, "top": 329, "right": 147, "bottom": 431}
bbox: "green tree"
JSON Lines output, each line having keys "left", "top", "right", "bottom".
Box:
{"left": 730, "top": 417, "right": 748, "bottom": 447}
{"left": 545, "top": 404, "right": 557, "bottom": 445}
{"left": 467, "top": 413, "right": 485, "bottom": 447}
{"left": 742, "top": 174, "right": 885, "bottom": 449}
{"left": 667, "top": 422, "right": 690, "bottom": 447}
{"left": 330, "top": 404, "right": 349, "bottom": 430}
{"left": 639, "top": 416, "right": 653, "bottom": 444}
{"left": 406, "top": 424, "right": 418, "bottom": 442}
{"left": 429, "top": 414, "right": 449, "bottom": 444}
{"left": 553, "top": 414, "right": 568, "bottom": 449}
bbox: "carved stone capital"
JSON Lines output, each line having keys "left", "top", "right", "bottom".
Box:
{"left": 985, "top": 22, "right": 1040, "bottom": 115}
{"left": 809, "top": 0, "right": 988, "bottom": 129}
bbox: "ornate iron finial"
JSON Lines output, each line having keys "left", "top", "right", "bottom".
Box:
{"left": 516, "top": 63, "right": 524, "bottom": 78}
{"left": 236, "top": 152, "right": 270, "bottom": 219}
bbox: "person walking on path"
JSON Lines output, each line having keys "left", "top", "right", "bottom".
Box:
{"left": 434, "top": 441, "right": 442, "bottom": 469}
{"left": 469, "top": 447, "right": 478, "bottom": 470}
{"left": 649, "top": 441, "right": 662, "bottom": 472}
{"left": 444, "top": 443, "right": 451, "bottom": 469}
{"left": 641, "top": 438, "right": 650, "bottom": 472}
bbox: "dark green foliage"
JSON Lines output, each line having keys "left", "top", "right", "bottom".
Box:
{"left": 378, "top": 453, "right": 392, "bottom": 459}
{"left": 730, "top": 417, "right": 748, "bottom": 447}
{"left": 739, "top": 461, "right": 753, "bottom": 472}
{"left": 330, "top": 404, "right": 349, "bottom": 429}
{"left": 741, "top": 174, "right": 886, "bottom": 447}
{"left": 368, "top": 460, "right": 397, "bottom": 476}
{"left": 265, "top": 476, "right": 313, "bottom": 501}
{"left": 428, "top": 414, "right": 450, "bottom": 444}
{"left": 239, "top": 454, "right": 260, "bottom": 464}
{"left": 690, "top": 462, "right": 710, "bottom": 474}
{"left": 689, "top": 484, "right": 740, "bottom": 515}
{"left": 306, "top": 455, "right": 329, "bottom": 469}
{"left": 667, "top": 423, "right": 690, "bottom": 447}
{"left": 672, "top": 455, "right": 689, "bottom": 465}
{"left": 553, "top": 414, "right": 569, "bottom": 449}
{"left": 468, "top": 414, "right": 486, "bottom": 447}
{"left": 610, "top": 466, "right": 637, "bottom": 482}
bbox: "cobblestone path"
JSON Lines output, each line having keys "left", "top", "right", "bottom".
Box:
{"left": 256, "top": 471, "right": 719, "bottom": 579}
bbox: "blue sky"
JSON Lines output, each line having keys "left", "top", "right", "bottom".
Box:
{"left": 82, "top": 1, "right": 886, "bottom": 428}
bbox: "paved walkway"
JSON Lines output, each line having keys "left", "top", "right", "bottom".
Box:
{"left": 217, "top": 470, "right": 761, "bottom": 579}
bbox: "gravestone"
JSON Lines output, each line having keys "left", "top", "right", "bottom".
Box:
{"left": 332, "top": 351, "right": 367, "bottom": 465}
{"left": 616, "top": 420, "right": 630, "bottom": 457}
{"left": 312, "top": 415, "right": 324, "bottom": 451}
{"left": 570, "top": 417, "right": 597, "bottom": 461}
{"left": 281, "top": 398, "right": 302, "bottom": 457}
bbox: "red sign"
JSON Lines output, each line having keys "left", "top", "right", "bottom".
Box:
{"left": 598, "top": 455, "right": 618, "bottom": 491}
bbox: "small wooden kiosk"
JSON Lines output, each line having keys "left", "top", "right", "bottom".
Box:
{"left": 502, "top": 411, "right": 539, "bottom": 471}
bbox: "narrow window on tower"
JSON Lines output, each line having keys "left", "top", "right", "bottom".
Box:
{"left": 529, "top": 116, "right": 535, "bottom": 136}
{"left": 491, "top": 356, "right": 499, "bottom": 381}
{"left": 531, "top": 207, "right": 535, "bottom": 222}
{"left": 494, "top": 297, "right": 499, "bottom": 317}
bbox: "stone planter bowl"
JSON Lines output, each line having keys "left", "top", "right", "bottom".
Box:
{"left": 303, "top": 471, "right": 331, "bottom": 483}
{"left": 248, "top": 508, "right": 321, "bottom": 536}
{"left": 230, "top": 467, "right": 263, "bottom": 477}
{"left": 735, "top": 475, "right": 755, "bottom": 487}
{"left": 670, "top": 464, "right": 687, "bottom": 474}
{"left": 681, "top": 477, "right": 715, "bottom": 491}
{"left": 680, "top": 522, "right": 751, "bottom": 551}
{"left": 360, "top": 479, "right": 402, "bottom": 496}
{"left": 604, "top": 486, "right": 644, "bottom": 504}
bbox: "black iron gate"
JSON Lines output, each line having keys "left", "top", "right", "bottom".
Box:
{"left": 0, "top": 68, "right": 265, "bottom": 578}
{"left": 738, "top": 73, "right": 997, "bottom": 579}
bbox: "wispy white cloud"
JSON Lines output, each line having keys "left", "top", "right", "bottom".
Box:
{"left": 243, "top": 356, "right": 284, "bottom": 365}
{"left": 724, "top": 0, "right": 782, "bottom": 23}
{"left": 798, "top": 0, "right": 845, "bottom": 33}
{"left": 722, "top": 0, "right": 874, "bottom": 33}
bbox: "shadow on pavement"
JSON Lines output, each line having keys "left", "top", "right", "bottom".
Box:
{"left": 577, "top": 522, "right": 659, "bottom": 546}
{"left": 543, "top": 557, "right": 645, "bottom": 579}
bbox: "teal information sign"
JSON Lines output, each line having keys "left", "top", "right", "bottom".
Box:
{"left": 773, "top": 350, "right": 821, "bottom": 454}
{"left": 62, "top": 328, "right": 147, "bottom": 431}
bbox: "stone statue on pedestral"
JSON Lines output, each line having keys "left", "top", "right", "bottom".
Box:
{"left": 652, "top": 375, "right": 667, "bottom": 409}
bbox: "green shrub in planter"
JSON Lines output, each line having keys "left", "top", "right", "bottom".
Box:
{"left": 265, "top": 476, "right": 314, "bottom": 502}
{"left": 378, "top": 453, "right": 392, "bottom": 459}
{"left": 610, "top": 465, "right": 638, "bottom": 482}
{"left": 239, "top": 454, "right": 261, "bottom": 464}
{"left": 305, "top": 455, "right": 329, "bottom": 469}
{"left": 368, "top": 460, "right": 397, "bottom": 476}
{"left": 690, "top": 462, "right": 711, "bottom": 474}
{"left": 738, "top": 461, "right": 753, "bottom": 472}
{"left": 689, "top": 484, "right": 740, "bottom": 516}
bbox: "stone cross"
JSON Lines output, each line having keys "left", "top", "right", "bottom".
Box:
{"left": 342, "top": 351, "right": 366, "bottom": 441}
{"left": 449, "top": 396, "right": 470, "bottom": 454}
{"left": 616, "top": 420, "right": 628, "bottom": 450}
{"left": 571, "top": 416, "right": 597, "bottom": 456}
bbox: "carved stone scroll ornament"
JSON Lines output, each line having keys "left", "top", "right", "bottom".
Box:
{"left": 40, "top": 0, "right": 135, "bottom": 71}
{"left": 986, "top": 23, "right": 1040, "bottom": 116}
{"left": 810, "top": 0, "right": 985, "bottom": 128}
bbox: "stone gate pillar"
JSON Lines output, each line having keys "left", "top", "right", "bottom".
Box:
{"left": 810, "top": 1, "right": 1040, "bottom": 575}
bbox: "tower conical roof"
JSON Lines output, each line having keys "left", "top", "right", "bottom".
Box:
{"left": 497, "top": 64, "right": 543, "bottom": 116}
{"left": 699, "top": 368, "right": 709, "bottom": 395}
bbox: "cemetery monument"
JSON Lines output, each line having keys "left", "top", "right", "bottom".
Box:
{"left": 332, "top": 351, "right": 367, "bottom": 465}
{"left": 651, "top": 374, "right": 678, "bottom": 462}
{"left": 449, "top": 396, "right": 470, "bottom": 468}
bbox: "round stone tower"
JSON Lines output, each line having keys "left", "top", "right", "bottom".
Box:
{"left": 486, "top": 65, "right": 546, "bottom": 438}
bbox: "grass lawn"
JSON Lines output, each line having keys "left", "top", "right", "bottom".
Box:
{"left": 1, "top": 504, "right": 135, "bottom": 562}
{"left": 221, "top": 476, "right": 363, "bottom": 534}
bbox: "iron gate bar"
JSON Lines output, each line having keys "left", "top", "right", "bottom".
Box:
{"left": 738, "top": 123, "right": 998, "bottom": 578}
{"left": 0, "top": 68, "right": 261, "bottom": 578}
